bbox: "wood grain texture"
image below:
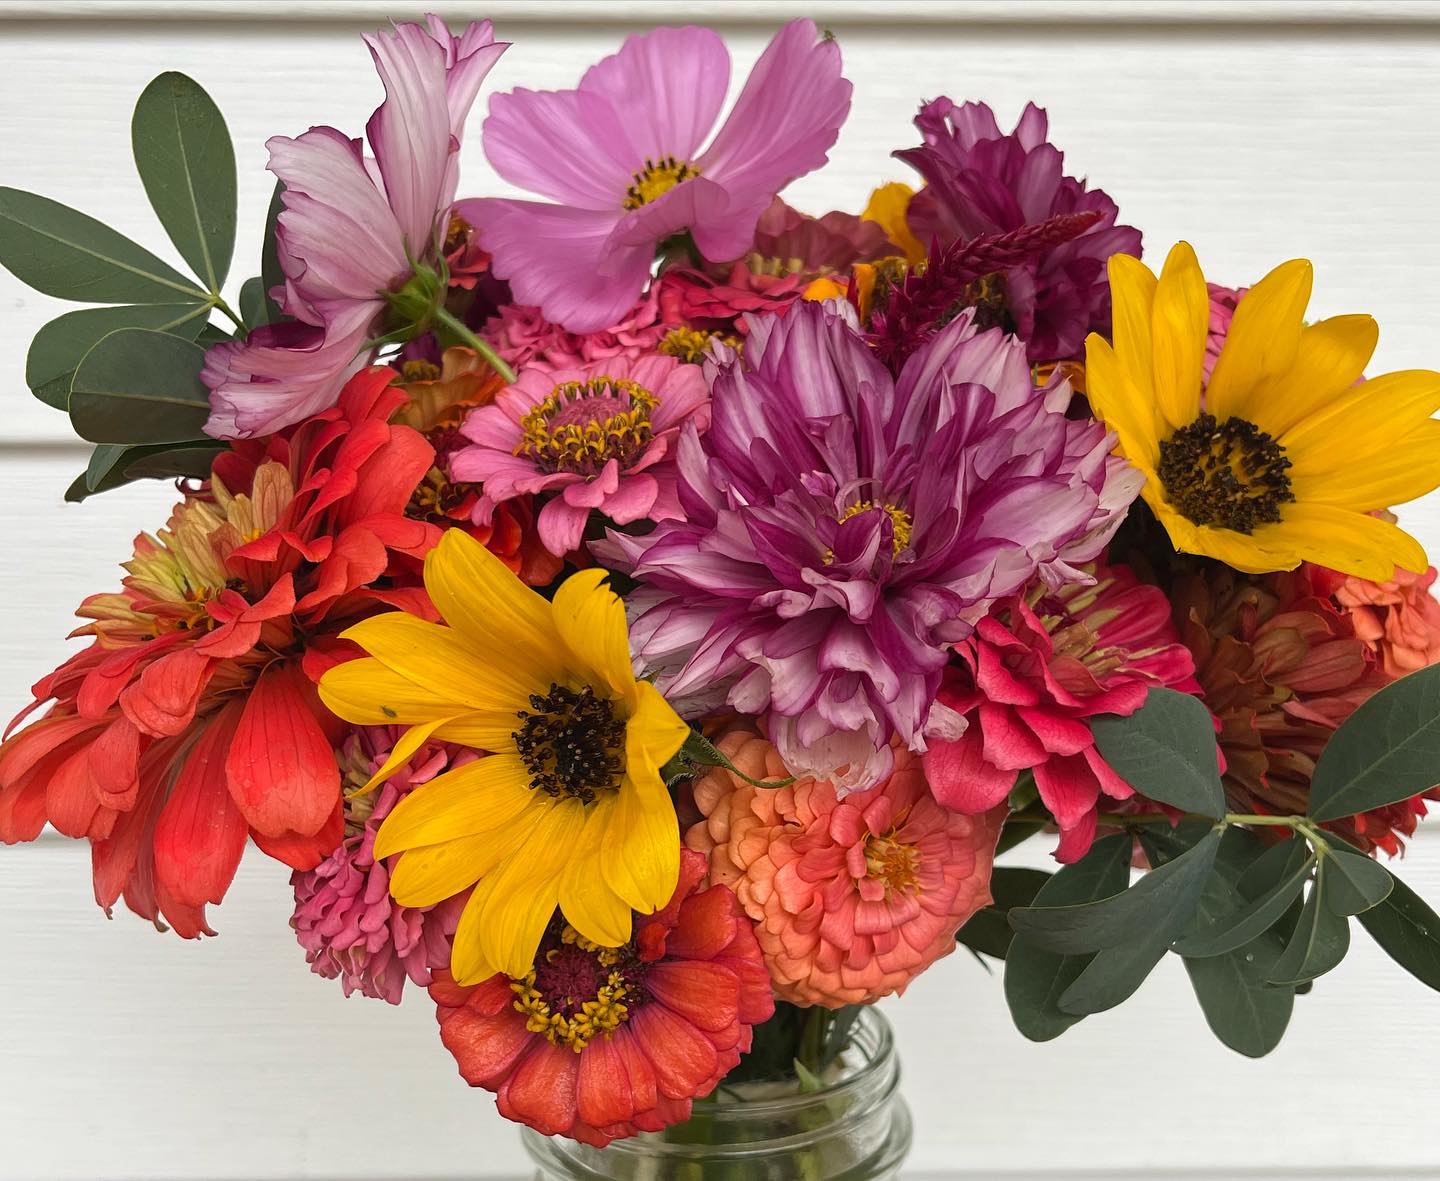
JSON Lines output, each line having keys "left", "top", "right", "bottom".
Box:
{"left": 3, "top": 3, "right": 1440, "bottom": 1179}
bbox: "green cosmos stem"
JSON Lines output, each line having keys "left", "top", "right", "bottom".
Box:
{"left": 432, "top": 304, "right": 517, "bottom": 385}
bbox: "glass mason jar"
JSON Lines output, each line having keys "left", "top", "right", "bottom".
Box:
{"left": 522, "top": 1008, "right": 912, "bottom": 1181}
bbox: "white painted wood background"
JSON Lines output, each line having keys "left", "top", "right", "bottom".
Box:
{"left": 4, "top": 2, "right": 1440, "bottom": 1178}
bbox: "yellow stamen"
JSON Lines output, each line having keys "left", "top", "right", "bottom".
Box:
{"left": 834, "top": 500, "right": 913, "bottom": 559}
{"left": 623, "top": 155, "right": 701, "bottom": 210}
{"left": 865, "top": 834, "right": 921, "bottom": 894}
{"left": 517, "top": 377, "right": 658, "bottom": 476}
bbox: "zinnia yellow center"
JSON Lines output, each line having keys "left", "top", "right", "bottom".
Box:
{"left": 864, "top": 834, "right": 921, "bottom": 894}
{"left": 516, "top": 376, "right": 657, "bottom": 476}
{"left": 1157, "top": 412, "right": 1295, "bottom": 534}
{"left": 509, "top": 925, "right": 643, "bottom": 1053}
{"left": 623, "top": 155, "right": 701, "bottom": 210}
{"left": 513, "top": 683, "right": 625, "bottom": 805}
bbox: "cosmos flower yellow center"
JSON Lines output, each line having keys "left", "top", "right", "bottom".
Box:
{"left": 864, "top": 834, "right": 921, "bottom": 894}
{"left": 516, "top": 377, "right": 658, "bottom": 476}
{"left": 513, "top": 683, "right": 626, "bottom": 805}
{"left": 837, "top": 500, "right": 914, "bottom": 558}
{"left": 1157, "top": 412, "right": 1295, "bottom": 534}
{"left": 623, "top": 155, "right": 701, "bottom": 210}
{"left": 509, "top": 925, "right": 642, "bottom": 1053}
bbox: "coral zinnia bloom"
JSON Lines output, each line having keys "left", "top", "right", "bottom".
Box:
{"left": 465, "top": 20, "right": 850, "bottom": 332}
{"left": 686, "top": 728, "right": 1004, "bottom": 1006}
{"left": 1086, "top": 242, "right": 1440, "bottom": 581}
{"left": 317, "top": 529, "right": 690, "bottom": 982}
{"left": 450, "top": 354, "right": 710, "bottom": 557}
{"left": 924, "top": 563, "right": 1200, "bottom": 862}
{"left": 1315, "top": 563, "right": 1440, "bottom": 680}
{"left": 604, "top": 300, "right": 1140, "bottom": 791}
{"left": 204, "top": 18, "right": 508, "bottom": 438}
{"left": 0, "top": 368, "right": 438, "bottom": 935}
{"left": 429, "top": 850, "right": 773, "bottom": 1146}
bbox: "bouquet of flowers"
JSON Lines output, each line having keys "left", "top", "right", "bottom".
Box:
{"left": 5, "top": 12, "right": 1440, "bottom": 1165}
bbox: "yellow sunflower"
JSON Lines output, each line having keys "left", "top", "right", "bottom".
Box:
{"left": 317, "top": 529, "right": 689, "bottom": 983}
{"left": 1085, "top": 242, "right": 1440, "bottom": 581}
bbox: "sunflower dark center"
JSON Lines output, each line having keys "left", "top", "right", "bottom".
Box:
{"left": 1158, "top": 412, "right": 1294, "bottom": 534}
{"left": 513, "top": 683, "right": 625, "bottom": 804}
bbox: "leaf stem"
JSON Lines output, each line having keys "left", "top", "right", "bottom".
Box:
{"left": 210, "top": 294, "right": 245, "bottom": 332}
{"left": 1093, "top": 809, "right": 1332, "bottom": 846}
{"left": 433, "top": 305, "right": 517, "bottom": 385}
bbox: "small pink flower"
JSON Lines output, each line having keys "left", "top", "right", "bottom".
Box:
{"left": 450, "top": 354, "right": 709, "bottom": 556}
{"left": 686, "top": 727, "right": 1004, "bottom": 1007}
{"left": 290, "top": 727, "right": 475, "bottom": 1004}
{"left": 464, "top": 20, "right": 850, "bottom": 332}
{"left": 484, "top": 289, "right": 672, "bottom": 373}
{"left": 924, "top": 563, "right": 1200, "bottom": 862}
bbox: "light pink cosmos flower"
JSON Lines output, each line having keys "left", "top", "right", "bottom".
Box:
{"left": 461, "top": 20, "right": 850, "bottom": 334}
{"left": 203, "top": 17, "right": 508, "bottom": 439}
{"left": 450, "top": 354, "right": 709, "bottom": 557}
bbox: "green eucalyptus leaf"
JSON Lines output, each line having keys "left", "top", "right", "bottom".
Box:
{"left": 1322, "top": 847, "right": 1393, "bottom": 917}
{"left": 1009, "top": 826, "right": 1222, "bottom": 955}
{"left": 1265, "top": 867, "right": 1351, "bottom": 986}
{"left": 1357, "top": 869, "right": 1440, "bottom": 992}
{"left": 957, "top": 867, "right": 1050, "bottom": 961}
{"left": 1173, "top": 839, "right": 1314, "bottom": 957}
{"left": 121, "top": 443, "right": 220, "bottom": 481}
{"left": 68, "top": 327, "right": 211, "bottom": 444}
{"left": 26, "top": 303, "right": 208, "bottom": 411}
{"left": 1308, "top": 664, "right": 1440, "bottom": 822}
{"left": 1089, "top": 687, "right": 1226, "bottom": 817}
{"left": 1056, "top": 933, "right": 1170, "bottom": 1016}
{"left": 995, "top": 817, "right": 1045, "bottom": 856}
{"left": 0, "top": 187, "right": 205, "bottom": 304}
{"left": 1002, "top": 834, "right": 1131, "bottom": 1042}
{"left": 132, "top": 72, "right": 236, "bottom": 292}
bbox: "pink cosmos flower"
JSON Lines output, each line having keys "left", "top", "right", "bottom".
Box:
{"left": 203, "top": 17, "right": 508, "bottom": 438}
{"left": 462, "top": 20, "right": 850, "bottom": 333}
{"left": 924, "top": 564, "right": 1200, "bottom": 862}
{"left": 450, "top": 354, "right": 710, "bottom": 556}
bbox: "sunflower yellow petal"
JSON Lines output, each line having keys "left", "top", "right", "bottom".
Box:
{"left": 448, "top": 877, "right": 505, "bottom": 983}
{"left": 558, "top": 809, "right": 635, "bottom": 948}
{"left": 1189, "top": 524, "right": 1298, "bottom": 574}
{"left": 318, "top": 657, "right": 468, "bottom": 724}
{"left": 1108, "top": 252, "right": 1158, "bottom": 403}
{"left": 600, "top": 733, "right": 680, "bottom": 916}
{"left": 1249, "top": 315, "right": 1378, "bottom": 437}
{"left": 457, "top": 799, "right": 588, "bottom": 979}
{"left": 1281, "top": 369, "right": 1440, "bottom": 467}
{"left": 1294, "top": 420, "right": 1440, "bottom": 512}
{"left": 1207, "top": 258, "right": 1312, "bottom": 422}
{"left": 1084, "top": 334, "right": 1161, "bottom": 468}
{"left": 862, "top": 181, "right": 925, "bottom": 264}
{"left": 1256, "top": 504, "right": 1428, "bottom": 580}
{"left": 550, "top": 567, "right": 638, "bottom": 707}
{"left": 1149, "top": 242, "right": 1208, "bottom": 431}
{"left": 432, "top": 711, "right": 523, "bottom": 752}
{"left": 373, "top": 752, "right": 536, "bottom": 859}
{"left": 342, "top": 612, "right": 541, "bottom": 709}
{"left": 361, "top": 716, "right": 458, "bottom": 792}
{"left": 388, "top": 802, "right": 546, "bottom": 907}
{"left": 423, "top": 528, "right": 565, "bottom": 677}
{"left": 628, "top": 679, "right": 690, "bottom": 768}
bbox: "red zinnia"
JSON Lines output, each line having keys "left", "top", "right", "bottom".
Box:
{"left": 429, "top": 850, "right": 774, "bottom": 1147}
{"left": 925, "top": 563, "right": 1200, "bottom": 861}
{"left": 0, "top": 367, "right": 439, "bottom": 935}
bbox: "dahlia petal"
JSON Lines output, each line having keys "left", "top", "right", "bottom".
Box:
{"left": 225, "top": 661, "right": 340, "bottom": 839}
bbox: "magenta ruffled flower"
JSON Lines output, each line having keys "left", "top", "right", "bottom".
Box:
{"left": 463, "top": 20, "right": 850, "bottom": 333}
{"left": 291, "top": 727, "right": 474, "bottom": 1004}
{"left": 1204, "top": 282, "right": 1244, "bottom": 383}
{"left": 204, "top": 17, "right": 507, "bottom": 438}
{"left": 450, "top": 353, "right": 710, "bottom": 556}
{"left": 924, "top": 564, "right": 1201, "bottom": 863}
{"left": 602, "top": 301, "right": 1142, "bottom": 792}
{"left": 896, "top": 98, "right": 1142, "bottom": 363}
{"left": 483, "top": 288, "right": 672, "bottom": 374}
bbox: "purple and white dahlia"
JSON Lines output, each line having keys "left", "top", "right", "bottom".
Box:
{"left": 602, "top": 301, "right": 1142, "bottom": 792}
{"left": 896, "top": 98, "right": 1142, "bottom": 363}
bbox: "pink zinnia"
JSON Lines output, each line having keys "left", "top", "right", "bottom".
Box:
{"left": 483, "top": 289, "right": 671, "bottom": 374}
{"left": 924, "top": 563, "right": 1200, "bottom": 862}
{"left": 686, "top": 727, "right": 1004, "bottom": 1007}
{"left": 203, "top": 17, "right": 507, "bottom": 438}
{"left": 450, "top": 354, "right": 710, "bottom": 556}
{"left": 464, "top": 20, "right": 850, "bottom": 333}
{"left": 291, "top": 727, "right": 471, "bottom": 1004}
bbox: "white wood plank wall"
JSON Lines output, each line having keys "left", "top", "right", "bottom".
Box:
{"left": 3, "top": 3, "right": 1440, "bottom": 1178}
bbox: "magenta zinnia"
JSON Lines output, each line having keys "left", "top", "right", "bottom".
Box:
{"left": 603, "top": 301, "right": 1142, "bottom": 791}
